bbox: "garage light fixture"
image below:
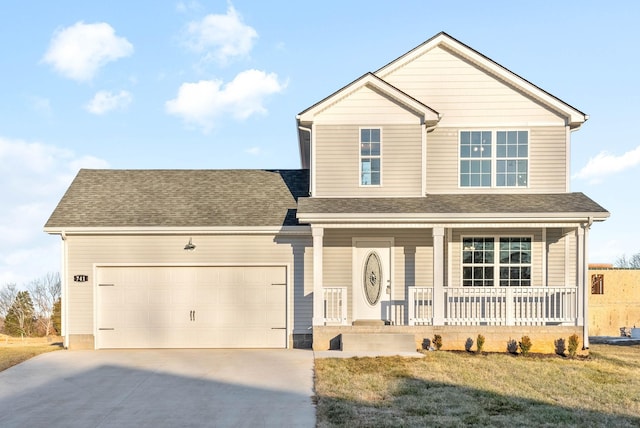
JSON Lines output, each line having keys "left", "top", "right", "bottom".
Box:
{"left": 184, "top": 238, "right": 196, "bottom": 251}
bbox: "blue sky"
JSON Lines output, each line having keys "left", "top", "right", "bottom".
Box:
{"left": 1, "top": 1, "right": 639, "bottom": 285}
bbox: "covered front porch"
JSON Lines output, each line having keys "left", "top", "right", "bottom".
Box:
{"left": 308, "top": 223, "right": 591, "bottom": 351}
{"left": 296, "top": 193, "right": 609, "bottom": 351}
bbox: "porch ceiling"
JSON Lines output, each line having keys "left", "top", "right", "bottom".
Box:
{"left": 296, "top": 193, "right": 609, "bottom": 223}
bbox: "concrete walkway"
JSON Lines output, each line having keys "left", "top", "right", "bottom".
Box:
{"left": 0, "top": 349, "right": 315, "bottom": 428}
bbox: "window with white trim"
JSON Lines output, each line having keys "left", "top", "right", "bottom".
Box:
{"left": 462, "top": 237, "right": 532, "bottom": 286}
{"left": 459, "top": 130, "right": 528, "bottom": 187}
{"left": 360, "top": 128, "right": 381, "bottom": 185}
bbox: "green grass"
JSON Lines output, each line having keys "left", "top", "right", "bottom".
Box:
{"left": 315, "top": 345, "right": 640, "bottom": 427}
{"left": 0, "top": 335, "right": 63, "bottom": 372}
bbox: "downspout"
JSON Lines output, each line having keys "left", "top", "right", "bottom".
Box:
{"left": 583, "top": 216, "right": 593, "bottom": 349}
{"left": 298, "top": 125, "right": 313, "bottom": 196}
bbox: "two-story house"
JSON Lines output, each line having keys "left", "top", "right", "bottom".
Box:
{"left": 45, "top": 32, "right": 608, "bottom": 352}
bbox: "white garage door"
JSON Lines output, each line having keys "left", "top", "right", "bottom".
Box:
{"left": 96, "top": 266, "right": 287, "bottom": 349}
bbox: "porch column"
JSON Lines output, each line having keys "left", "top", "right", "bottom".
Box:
{"left": 312, "top": 226, "right": 325, "bottom": 326}
{"left": 576, "top": 226, "right": 586, "bottom": 343}
{"left": 432, "top": 226, "right": 445, "bottom": 325}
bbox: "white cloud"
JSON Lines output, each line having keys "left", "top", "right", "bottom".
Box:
{"left": 176, "top": 1, "right": 202, "bottom": 13}
{"left": 0, "top": 136, "right": 109, "bottom": 286}
{"left": 165, "top": 69, "right": 286, "bottom": 132}
{"left": 183, "top": 4, "right": 258, "bottom": 65}
{"left": 42, "top": 21, "right": 133, "bottom": 81}
{"left": 244, "top": 147, "right": 262, "bottom": 156}
{"left": 572, "top": 145, "right": 640, "bottom": 184}
{"left": 85, "top": 90, "right": 133, "bottom": 114}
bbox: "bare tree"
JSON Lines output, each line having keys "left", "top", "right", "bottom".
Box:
{"left": 615, "top": 253, "right": 640, "bottom": 268}
{"left": 0, "top": 283, "right": 18, "bottom": 320}
{"left": 27, "top": 272, "right": 61, "bottom": 336}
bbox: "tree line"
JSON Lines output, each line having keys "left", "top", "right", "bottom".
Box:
{"left": 615, "top": 252, "right": 640, "bottom": 268}
{"left": 0, "top": 272, "right": 61, "bottom": 338}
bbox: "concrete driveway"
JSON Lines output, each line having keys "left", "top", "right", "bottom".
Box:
{"left": 0, "top": 349, "right": 315, "bottom": 428}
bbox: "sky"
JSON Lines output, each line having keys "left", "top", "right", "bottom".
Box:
{"left": 1, "top": 0, "right": 639, "bottom": 286}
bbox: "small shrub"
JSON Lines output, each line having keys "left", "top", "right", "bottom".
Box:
{"left": 422, "top": 338, "right": 431, "bottom": 350}
{"left": 464, "top": 337, "right": 474, "bottom": 352}
{"left": 568, "top": 333, "right": 580, "bottom": 358}
{"left": 476, "top": 334, "right": 485, "bottom": 353}
{"left": 554, "top": 338, "right": 566, "bottom": 356}
{"left": 433, "top": 334, "right": 443, "bottom": 350}
{"left": 506, "top": 338, "right": 518, "bottom": 354}
{"left": 519, "top": 336, "right": 532, "bottom": 355}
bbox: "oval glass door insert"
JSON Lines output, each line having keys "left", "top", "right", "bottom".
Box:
{"left": 363, "top": 251, "right": 383, "bottom": 305}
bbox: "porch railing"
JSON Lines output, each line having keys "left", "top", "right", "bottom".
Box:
{"left": 409, "top": 286, "right": 577, "bottom": 326}
{"left": 323, "top": 286, "right": 577, "bottom": 326}
{"left": 323, "top": 287, "right": 347, "bottom": 325}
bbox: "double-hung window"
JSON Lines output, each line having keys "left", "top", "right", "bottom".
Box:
{"left": 462, "top": 236, "right": 532, "bottom": 286}
{"left": 460, "top": 131, "right": 492, "bottom": 187}
{"left": 460, "top": 130, "right": 528, "bottom": 187}
{"left": 496, "top": 131, "right": 528, "bottom": 187}
{"left": 360, "top": 128, "right": 381, "bottom": 186}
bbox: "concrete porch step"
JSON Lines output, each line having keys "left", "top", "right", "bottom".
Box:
{"left": 340, "top": 333, "right": 417, "bottom": 352}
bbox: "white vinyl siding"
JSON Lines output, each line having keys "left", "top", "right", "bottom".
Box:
{"left": 311, "top": 84, "right": 425, "bottom": 125}
{"left": 64, "top": 233, "right": 311, "bottom": 344}
{"left": 379, "top": 46, "right": 565, "bottom": 127}
{"left": 315, "top": 124, "right": 423, "bottom": 197}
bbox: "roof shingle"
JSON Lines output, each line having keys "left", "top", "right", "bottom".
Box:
{"left": 45, "top": 169, "right": 309, "bottom": 228}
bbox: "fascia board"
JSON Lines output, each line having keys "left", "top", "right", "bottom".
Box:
{"left": 43, "top": 226, "right": 312, "bottom": 236}
{"left": 297, "top": 73, "right": 439, "bottom": 123}
{"left": 296, "top": 212, "right": 609, "bottom": 223}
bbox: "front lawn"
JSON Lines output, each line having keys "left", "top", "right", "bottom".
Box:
{"left": 0, "top": 335, "right": 63, "bottom": 372}
{"left": 315, "top": 344, "right": 640, "bottom": 427}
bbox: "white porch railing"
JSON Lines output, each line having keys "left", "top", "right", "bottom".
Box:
{"left": 408, "top": 286, "right": 577, "bottom": 326}
{"left": 323, "top": 287, "right": 347, "bottom": 325}
{"left": 323, "top": 286, "right": 577, "bottom": 326}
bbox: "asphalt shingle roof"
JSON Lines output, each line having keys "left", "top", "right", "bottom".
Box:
{"left": 45, "top": 169, "right": 310, "bottom": 228}
{"left": 296, "top": 193, "right": 609, "bottom": 217}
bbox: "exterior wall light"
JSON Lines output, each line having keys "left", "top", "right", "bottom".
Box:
{"left": 184, "top": 238, "right": 196, "bottom": 251}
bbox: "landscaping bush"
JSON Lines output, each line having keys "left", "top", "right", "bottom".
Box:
{"left": 568, "top": 333, "right": 580, "bottom": 358}
{"left": 507, "top": 339, "right": 518, "bottom": 354}
{"left": 465, "top": 337, "right": 473, "bottom": 352}
{"left": 554, "top": 338, "right": 566, "bottom": 357}
{"left": 433, "top": 334, "right": 443, "bottom": 350}
{"left": 519, "top": 336, "right": 532, "bottom": 355}
{"left": 476, "top": 334, "right": 485, "bottom": 353}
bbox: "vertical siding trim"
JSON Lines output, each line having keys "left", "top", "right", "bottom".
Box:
{"left": 565, "top": 126, "right": 571, "bottom": 192}
{"left": 311, "top": 123, "right": 317, "bottom": 196}
{"left": 62, "top": 235, "right": 69, "bottom": 348}
{"left": 422, "top": 124, "right": 427, "bottom": 195}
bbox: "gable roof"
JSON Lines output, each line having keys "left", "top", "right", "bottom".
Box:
{"left": 375, "top": 32, "right": 587, "bottom": 128}
{"left": 296, "top": 73, "right": 441, "bottom": 168}
{"left": 297, "top": 72, "right": 441, "bottom": 124}
{"left": 44, "top": 169, "right": 309, "bottom": 231}
{"left": 297, "top": 193, "right": 609, "bottom": 223}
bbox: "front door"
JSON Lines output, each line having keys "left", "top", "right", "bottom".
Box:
{"left": 353, "top": 239, "right": 392, "bottom": 321}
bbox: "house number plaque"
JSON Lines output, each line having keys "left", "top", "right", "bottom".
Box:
{"left": 363, "top": 251, "right": 382, "bottom": 305}
{"left": 74, "top": 275, "right": 89, "bottom": 282}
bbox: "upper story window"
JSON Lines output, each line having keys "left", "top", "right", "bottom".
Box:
{"left": 360, "top": 128, "right": 381, "bottom": 186}
{"left": 460, "top": 130, "right": 528, "bottom": 188}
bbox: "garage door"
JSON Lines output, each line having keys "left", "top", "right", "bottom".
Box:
{"left": 96, "top": 266, "right": 287, "bottom": 349}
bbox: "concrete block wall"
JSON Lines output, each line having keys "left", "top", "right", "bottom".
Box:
{"left": 313, "top": 325, "right": 586, "bottom": 355}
